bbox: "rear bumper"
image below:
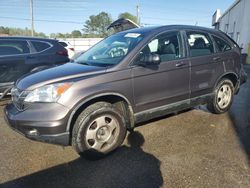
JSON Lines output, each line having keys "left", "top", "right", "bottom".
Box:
{"left": 4, "top": 103, "right": 71, "bottom": 146}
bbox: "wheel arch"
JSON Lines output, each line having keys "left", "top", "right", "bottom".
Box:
{"left": 214, "top": 72, "right": 239, "bottom": 89}
{"left": 66, "top": 93, "right": 135, "bottom": 139}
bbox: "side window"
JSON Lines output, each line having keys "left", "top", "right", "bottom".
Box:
{"left": 134, "top": 31, "right": 183, "bottom": 64}
{"left": 0, "top": 40, "right": 30, "bottom": 55}
{"left": 187, "top": 32, "right": 214, "bottom": 57}
{"left": 32, "top": 41, "right": 51, "bottom": 52}
{"left": 212, "top": 36, "right": 231, "bottom": 52}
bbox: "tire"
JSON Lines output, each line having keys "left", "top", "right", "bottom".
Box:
{"left": 207, "top": 78, "right": 234, "bottom": 114}
{"left": 72, "top": 102, "right": 127, "bottom": 159}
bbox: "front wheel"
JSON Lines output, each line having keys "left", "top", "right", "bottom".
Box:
{"left": 72, "top": 102, "right": 127, "bottom": 159}
{"left": 207, "top": 79, "right": 234, "bottom": 114}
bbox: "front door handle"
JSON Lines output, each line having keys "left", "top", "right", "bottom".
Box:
{"left": 176, "top": 62, "right": 186, "bottom": 67}
{"left": 213, "top": 57, "right": 221, "bottom": 62}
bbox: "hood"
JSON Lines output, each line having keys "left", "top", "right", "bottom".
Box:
{"left": 107, "top": 18, "right": 140, "bottom": 33}
{"left": 17, "top": 63, "right": 107, "bottom": 90}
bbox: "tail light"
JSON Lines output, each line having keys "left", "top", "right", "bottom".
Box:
{"left": 69, "top": 47, "right": 75, "bottom": 51}
{"left": 56, "top": 49, "right": 68, "bottom": 57}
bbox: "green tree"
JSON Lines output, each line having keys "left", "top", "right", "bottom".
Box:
{"left": 71, "top": 30, "right": 82, "bottom": 38}
{"left": 56, "top": 33, "right": 66, "bottom": 38}
{"left": 0, "top": 26, "right": 47, "bottom": 37}
{"left": 118, "top": 12, "right": 138, "bottom": 25}
{"left": 83, "top": 12, "right": 113, "bottom": 37}
{"left": 0, "top": 26, "right": 9, "bottom": 35}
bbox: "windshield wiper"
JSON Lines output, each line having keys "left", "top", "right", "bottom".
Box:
{"left": 74, "top": 61, "right": 91, "bottom": 66}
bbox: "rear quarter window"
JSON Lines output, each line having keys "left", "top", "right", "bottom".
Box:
{"left": 212, "top": 35, "right": 232, "bottom": 52}
{"left": 31, "top": 41, "right": 51, "bottom": 52}
{"left": 0, "top": 40, "right": 30, "bottom": 55}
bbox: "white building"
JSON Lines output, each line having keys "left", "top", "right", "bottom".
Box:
{"left": 212, "top": 0, "right": 250, "bottom": 63}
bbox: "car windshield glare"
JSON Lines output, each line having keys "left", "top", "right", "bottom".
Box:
{"left": 74, "top": 32, "right": 144, "bottom": 66}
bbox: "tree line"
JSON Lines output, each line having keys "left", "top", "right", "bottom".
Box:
{"left": 0, "top": 12, "right": 138, "bottom": 38}
{"left": 0, "top": 26, "right": 47, "bottom": 38}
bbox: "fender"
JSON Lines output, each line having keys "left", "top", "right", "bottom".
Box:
{"left": 66, "top": 92, "right": 135, "bottom": 132}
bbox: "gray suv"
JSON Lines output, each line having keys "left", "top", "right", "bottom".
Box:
{"left": 4, "top": 25, "right": 247, "bottom": 158}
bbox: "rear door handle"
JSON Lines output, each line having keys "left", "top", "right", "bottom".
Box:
{"left": 175, "top": 62, "right": 186, "bottom": 67}
{"left": 27, "top": 55, "right": 36, "bottom": 59}
{"left": 213, "top": 57, "right": 221, "bottom": 62}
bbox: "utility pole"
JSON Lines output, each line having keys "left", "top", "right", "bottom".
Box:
{"left": 136, "top": 4, "right": 140, "bottom": 26}
{"left": 30, "top": 0, "right": 34, "bottom": 36}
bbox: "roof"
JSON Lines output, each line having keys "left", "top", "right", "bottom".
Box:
{"left": 119, "top": 25, "right": 218, "bottom": 35}
{"left": 220, "top": 0, "right": 241, "bottom": 19}
{"left": 0, "top": 36, "right": 57, "bottom": 42}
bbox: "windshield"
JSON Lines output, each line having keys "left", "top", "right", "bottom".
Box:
{"left": 74, "top": 32, "right": 144, "bottom": 67}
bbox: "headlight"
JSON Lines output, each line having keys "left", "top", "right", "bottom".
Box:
{"left": 24, "top": 83, "right": 72, "bottom": 103}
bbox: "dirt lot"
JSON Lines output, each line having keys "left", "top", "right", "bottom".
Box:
{"left": 0, "top": 67, "right": 250, "bottom": 188}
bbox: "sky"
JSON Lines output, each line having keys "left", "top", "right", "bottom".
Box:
{"left": 0, "top": 0, "right": 235, "bottom": 35}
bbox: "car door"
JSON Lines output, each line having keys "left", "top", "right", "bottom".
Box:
{"left": 131, "top": 30, "right": 190, "bottom": 113}
{"left": 186, "top": 31, "right": 225, "bottom": 98}
{"left": 0, "top": 39, "right": 31, "bottom": 85}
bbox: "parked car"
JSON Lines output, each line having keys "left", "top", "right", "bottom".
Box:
{"left": 59, "top": 41, "right": 75, "bottom": 59}
{"left": 4, "top": 25, "right": 247, "bottom": 158}
{"left": 0, "top": 37, "right": 69, "bottom": 97}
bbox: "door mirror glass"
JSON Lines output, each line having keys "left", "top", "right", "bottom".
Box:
{"left": 139, "top": 53, "right": 161, "bottom": 65}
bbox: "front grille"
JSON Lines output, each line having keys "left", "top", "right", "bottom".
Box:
{"left": 11, "top": 87, "right": 29, "bottom": 111}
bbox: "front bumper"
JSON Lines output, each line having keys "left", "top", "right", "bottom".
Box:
{"left": 4, "top": 103, "right": 71, "bottom": 146}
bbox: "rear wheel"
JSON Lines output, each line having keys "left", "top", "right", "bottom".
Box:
{"left": 72, "top": 102, "right": 127, "bottom": 159}
{"left": 207, "top": 79, "right": 234, "bottom": 114}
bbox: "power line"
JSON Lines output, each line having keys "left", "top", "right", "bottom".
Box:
{"left": 142, "top": 16, "right": 211, "bottom": 23}
{"left": 0, "top": 16, "right": 84, "bottom": 25}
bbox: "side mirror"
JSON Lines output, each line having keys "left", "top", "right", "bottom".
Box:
{"left": 139, "top": 53, "right": 161, "bottom": 66}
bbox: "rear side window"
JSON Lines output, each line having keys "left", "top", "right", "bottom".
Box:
{"left": 59, "top": 42, "right": 68, "bottom": 47}
{"left": 32, "top": 41, "right": 51, "bottom": 52}
{"left": 187, "top": 32, "right": 214, "bottom": 57}
{"left": 212, "top": 36, "right": 231, "bottom": 52}
{"left": 0, "top": 40, "right": 30, "bottom": 55}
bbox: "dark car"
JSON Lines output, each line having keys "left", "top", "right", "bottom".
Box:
{"left": 0, "top": 37, "right": 69, "bottom": 97}
{"left": 4, "top": 25, "right": 247, "bottom": 158}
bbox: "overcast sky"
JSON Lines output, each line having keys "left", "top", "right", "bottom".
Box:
{"left": 0, "top": 0, "right": 235, "bottom": 34}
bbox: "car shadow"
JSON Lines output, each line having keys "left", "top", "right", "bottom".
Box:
{"left": 0, "top": 131, "right": 163, "bottom": 188}
{"left": 228, "top": 66, "right": 250, "bottom": 163}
